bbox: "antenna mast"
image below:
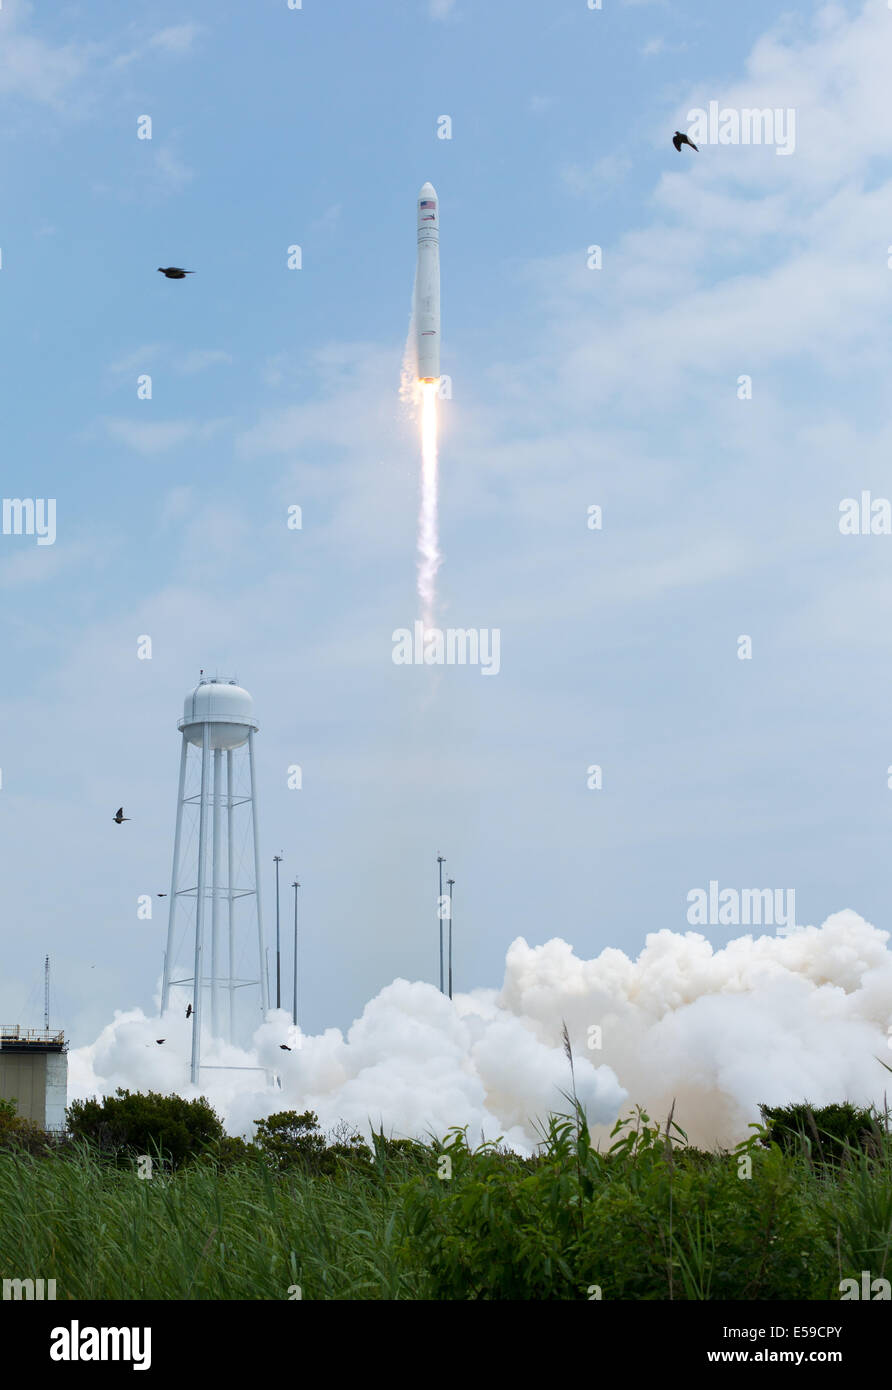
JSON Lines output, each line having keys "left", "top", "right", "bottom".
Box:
{"left": 44, "top": 955, "right": 50, "bottom": 1030}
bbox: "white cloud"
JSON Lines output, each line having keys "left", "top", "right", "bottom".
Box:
{"left": 113, "top": 22, "right": 202, "bottom": 70}
{"left": 104, "top": 418, "right": 230, "bottom": 457}
{"left": 678, "top": 3, "right": 892, "bottom": 192}
{"left": 0, "top": 542, "right": 89, "bottom": 590}
{"left": 153, "top": 146, "right": 194, "bottom": 195}
{"left": 561, "top": 153, "right": 633, "bottom": 194}
{"left": 160, "top": 487, "right": 195, "bottom": 524}
{"left": 0, "top": 0, "right": 90, "bottom": 105}
{"left": 0, "top": 4, "right": 200, "bottom": 106}
{"left": 310, "top": 204, "right": 342, "bottom": 237}
{"left": 175, "top": 349, "right": 233, "bottom": 375}
{"left": 149, "top": 24, "right": 201, "bottom": 55}
{"left": 109, "top": 348, "right": 232, "bottom": 377}
{"left": 108, "top": 345, "right": 161, "bottom": 375}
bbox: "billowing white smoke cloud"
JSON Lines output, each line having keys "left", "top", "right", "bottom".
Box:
{"left": 68, "top": 910, "right": 892, "bottom": 1151}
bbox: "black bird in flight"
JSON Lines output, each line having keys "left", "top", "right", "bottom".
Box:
{"left": 157, "top": 267, "right": 193, "bottom": 279}
{"left": 186, "top": 1004, "right": 193, "bottom": 1019}
{"left": 156, "top": 1039, "right": 166, "bottom": 1045}
{"left": 279, "top": 1044, "right": 291, "bottom": 1051}
{"left": 113, "top": 807, "right": 130, "bottom": 824}
{"left": 673, "top": 131, "right": 698, "bottom": 152}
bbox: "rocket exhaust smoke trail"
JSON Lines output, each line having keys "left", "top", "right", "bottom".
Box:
{"left": 417, "top": 382, "right": 440, "bottom": 630}
{"left": 414, "top": 182, "right": 441, "bottom": 629}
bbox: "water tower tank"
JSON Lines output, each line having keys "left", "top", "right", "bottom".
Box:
{"left": 178, "top": 677, "right": 258, "bottom": 750}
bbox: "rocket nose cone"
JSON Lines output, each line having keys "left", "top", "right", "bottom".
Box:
{"left": 419, "top": 181, "right": 437, "bottom": 198}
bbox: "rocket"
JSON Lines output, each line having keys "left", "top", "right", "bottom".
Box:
{"left": 416, "top": 181, "right": 440, "bottom": 382}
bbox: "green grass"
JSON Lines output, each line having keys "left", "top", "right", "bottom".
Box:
{"left": 0, "top": 1102, "right": 889, "bottom": 1300}
{"left": 0, "top": 1141, "right": 425, "bottom": 1300}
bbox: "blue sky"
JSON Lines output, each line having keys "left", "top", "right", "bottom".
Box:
{"left": 2, "top": 0, "right": 892, "bottom": 1049}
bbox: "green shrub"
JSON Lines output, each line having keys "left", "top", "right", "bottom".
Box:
{"left": 759, "top": 1101, "right": 884, "bottom": 1167}
{"left": 252, "top": 1110, "right": 372, "bottom": 1176}
{"left": 205, "top": 1133, "right": 259, "bottom": 1170}
{"left": 0, "top": 1096, "right": 51, "bottom": 1156}
{"left": 402, "top": 1107, "right": 834, "bottom": 1299}
{"left": 66, "top": 1088, "right": 224, "bottom": 1169}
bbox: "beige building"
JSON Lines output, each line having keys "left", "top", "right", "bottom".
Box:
{"left": 0, "top": 1027, "right": 68, "bottom": 1130}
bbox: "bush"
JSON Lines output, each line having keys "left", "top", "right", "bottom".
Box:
{"left": 206, "top": 1134, "right": 259, "bottom": 1170}
{"left": 252, "top": 1110, "right": 372, "bottom": 1176}
{"left": 402, "top": 1108, "right": 833, "bottom": 1299}
{"left": 66, "top": 1088, "right": 224, "bottom": 1169}
{"left": 0, "top": 1096, "right": 50, "bottom": 1156}
{"left": 369, "top": 1132, "right": 432, "bottom": 1178}
{"left": 758, "top": 1101, "right": 885, "bottom": 1167}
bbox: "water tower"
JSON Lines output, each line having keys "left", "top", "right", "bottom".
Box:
{"left": 160, "top": 675, "right": 269, "bottom": 1083}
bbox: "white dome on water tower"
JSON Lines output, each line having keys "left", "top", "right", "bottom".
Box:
{"left": 178, "top": 676, "right": 258, "bottom": 750}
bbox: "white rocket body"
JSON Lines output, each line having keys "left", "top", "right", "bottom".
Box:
{"left": 416, "top": 181, "right": 440, "bottom": 382}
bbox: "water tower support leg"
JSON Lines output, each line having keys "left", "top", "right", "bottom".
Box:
{"left": 227, "top": 749, "right": 235, "bottom": 1045}
{"left": 211, "top": 747, "right": 222, "bottom": 1041}
{"left": 248, "top": 728, "right": 269, "bottom": 1017}
{"left": 190, "top": 722, "right": 211, "bottom": 1085}
{"left": 161, "top": 735, "right": 188, "bottom": 1015}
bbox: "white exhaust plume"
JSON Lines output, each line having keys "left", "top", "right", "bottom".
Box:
{"left": 415, "top": 380, "right": 440, "bottom": 630}
{"left": 67, "top": 910, "right": 892, "bottom": 1152}
{"left": 403, "top": 282, "right": 442, "bottom": 631}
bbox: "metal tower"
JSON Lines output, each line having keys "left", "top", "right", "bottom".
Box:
{"left": 161, "top": 675, "right": 269, "bottom": 1083}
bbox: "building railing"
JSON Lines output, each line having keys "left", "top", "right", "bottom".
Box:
{"left": 0, "top": 1026, "right": 65, "bottom": 1045}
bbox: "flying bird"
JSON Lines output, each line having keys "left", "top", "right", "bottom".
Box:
{"left": 112, "top": 807, "right": 130, "bottom": 824}
{"left": 155, "top": 1039, "right": 166, "bottom": 1045}
{"left": 186, "top": 1004, "right": 192, "bottom": 1019}
{"left": 157, "top": 267, "right": 194, "bottom": 279}
{"left": 279, "top": 1044, "right": 291, "bottom": 1051}
{"left": 672, "top": 131, "right": 698, "bottom": 152}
